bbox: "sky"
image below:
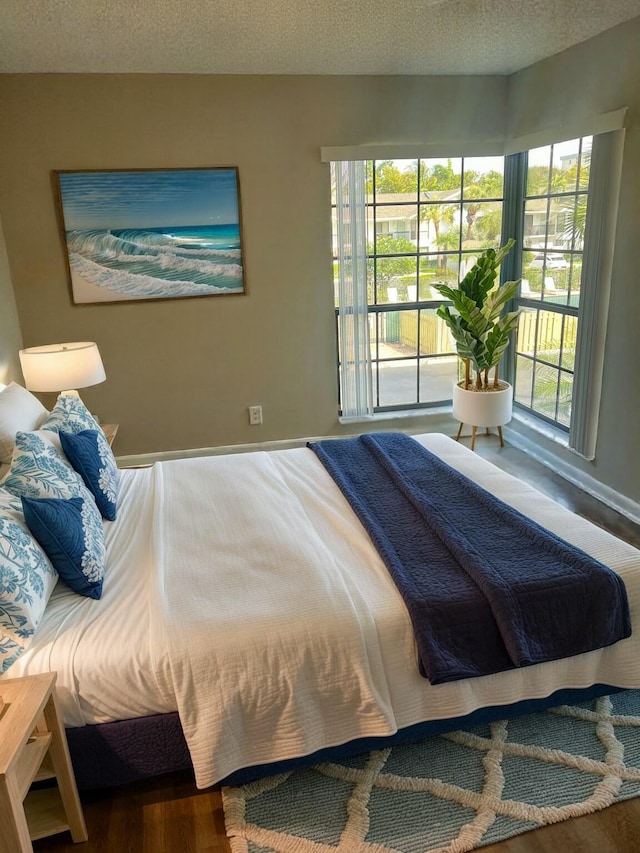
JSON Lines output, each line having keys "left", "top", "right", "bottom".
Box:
{"left": 387, "top": 147, "right": 587, "bottom": 174}
{"left": 57, "top": 168, "right": 240, "bottom": 230}
{"left": 527, "top": 137, "right": 591, "bottom": 168}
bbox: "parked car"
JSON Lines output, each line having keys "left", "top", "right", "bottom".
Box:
{"left": 529, "top": 253, "right": 569, "bottom": 270}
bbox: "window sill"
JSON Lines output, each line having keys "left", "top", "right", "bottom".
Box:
{"left": 509, "top": 408, "right": 570, "bottom": 448}
{"left": 339, "top": 405, "right": 451, "bottom": 426}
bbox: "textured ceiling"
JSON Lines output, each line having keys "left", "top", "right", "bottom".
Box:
{"left": 2, "top": 0, "right": 640, "bottom": 76}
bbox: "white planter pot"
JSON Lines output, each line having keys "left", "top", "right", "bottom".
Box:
{"left": 452, "top": 381, "right": 513, "bottom": 428}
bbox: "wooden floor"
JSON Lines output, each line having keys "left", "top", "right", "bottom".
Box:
{"left": 34, "top": 434, "right": 640, "bottom": 852}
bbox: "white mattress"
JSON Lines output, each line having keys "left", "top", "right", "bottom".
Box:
{"left": 5, "top": 433, "right": 640, "bottom": 788}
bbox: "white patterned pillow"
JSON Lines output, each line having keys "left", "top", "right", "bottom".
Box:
{"left": 2, "top": 430, "right": 85, "bottom": 500}
{"left": 41, "top": 393, "right": 103, "bottom": 436}
{"left": 0, "top": 489, "right": 58, "bottom": 674}
{"left": 2, "top": 432, "right": 106, "bottom": 598}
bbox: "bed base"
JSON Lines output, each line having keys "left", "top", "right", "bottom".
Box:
{"left": 66, "top": 683, "right": 621, "bottom": 790}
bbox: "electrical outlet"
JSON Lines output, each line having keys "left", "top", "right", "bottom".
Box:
{"left": 248, "top": 405, "right": 263, "bottom": 425}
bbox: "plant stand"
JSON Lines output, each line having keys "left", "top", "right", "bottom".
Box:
{"left": 455, "top": 422, "right": 505, "bottom": 451}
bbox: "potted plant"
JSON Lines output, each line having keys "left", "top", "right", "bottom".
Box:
{"left": 431, "top": 239, "right": 521, "bottom": 439}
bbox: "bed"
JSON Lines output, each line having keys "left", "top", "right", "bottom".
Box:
{"left": 2, "top": 413, "right": 640, "bottom": 792}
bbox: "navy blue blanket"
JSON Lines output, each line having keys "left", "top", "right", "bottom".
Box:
{"left": 308, "top": 433, "right": 631, "bottom": 684}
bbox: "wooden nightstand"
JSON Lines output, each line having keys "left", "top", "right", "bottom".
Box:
{"left": 101, "top": 423, "right": 119, "bottom": 447}
{"left": 0, "top": 672, "right": 87, "bottom": 852}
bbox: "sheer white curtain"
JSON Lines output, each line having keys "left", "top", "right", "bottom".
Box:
{"left": 333, "top": 160, "right": 374, "bottom": 420}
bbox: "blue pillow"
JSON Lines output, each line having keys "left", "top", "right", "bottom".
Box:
{"left": 0, "top": 489, "right": 58, "bottom": 674}
{"left": 21, "top": 495, "right": 105, "bottom": 599}
{"left": 59, "top": 429, "right": 119, "bottom": 521}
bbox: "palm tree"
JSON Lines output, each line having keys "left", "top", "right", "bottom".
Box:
{"left": 418, "top": 160, "right": 459, "bottom": 264}
{"left": 461, "top": 169, "right": 504, "bottom": 242}
{"left": 562, "top": 196, "right": 588, "bottom": 248}
{"left": 420, "top": 202, "right": 456, "bottom": 261}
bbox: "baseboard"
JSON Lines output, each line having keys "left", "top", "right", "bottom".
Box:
{"left": 117, "top": 425, "right": 640, "bottom": 528}
{"left": 116, "top": 435, "right": 329, "bottom": 468}
{"left": 115, "top": 418, "right": 459, "bottom": 469}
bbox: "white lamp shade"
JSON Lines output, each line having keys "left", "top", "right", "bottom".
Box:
{"left": 19, "top": 342, "right": 106, "bottom": 392}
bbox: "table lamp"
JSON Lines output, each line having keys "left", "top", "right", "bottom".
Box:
{"left": 19, "top": 342, "right": 106, "bottom": 396}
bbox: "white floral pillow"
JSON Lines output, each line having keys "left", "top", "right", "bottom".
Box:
{"left": 2, "top": 430, "right": 84, "bottom": 499}
{"left": 0, "top": 489, "right": 57, "bottom": 674}
{"left": 2, "top": 432, "right": 106, "bottom": 599}
{"left": 41, "top": 393, "right": 103, "bottom": 435}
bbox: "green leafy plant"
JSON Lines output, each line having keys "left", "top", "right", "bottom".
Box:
{"left": 432, "top": 239, "right": 521, "bottom": 391}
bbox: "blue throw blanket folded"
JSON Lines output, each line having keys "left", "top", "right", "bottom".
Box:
{"left": 308, "top": 433, "right": 631, "bottom": 684}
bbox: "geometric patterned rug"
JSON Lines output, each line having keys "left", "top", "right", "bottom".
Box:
{"left": 222, "top": 691, "right": 640, "bottom": 852}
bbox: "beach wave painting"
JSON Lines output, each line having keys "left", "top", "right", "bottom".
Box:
{"left": 55, "top": 169, "right": 245, "bottom": 304}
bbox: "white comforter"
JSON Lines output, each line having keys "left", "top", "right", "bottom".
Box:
{"left": 6, "top": 433, "right": 640, "bottom": 788}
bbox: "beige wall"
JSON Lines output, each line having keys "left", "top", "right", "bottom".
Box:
{"left": 0, "top": 74, "right": 506, "bottom": 455}
{"left": 0, "top": 216, "right": 23, "bottom": 383}
{"left": 506, "top": 16, "right": 640, "bottom": 503}
{"left": 0, "top": 18, "right": 638, "bottom": 505}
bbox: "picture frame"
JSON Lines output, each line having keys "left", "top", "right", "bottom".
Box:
{"left": 53, "top": 167, "right": 245, "bottom": 304}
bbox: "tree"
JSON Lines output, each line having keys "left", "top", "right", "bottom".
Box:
{"left": 461, "top": 169, "right": 504, "bottom": 242}
{"left": 421, "top": 160, "right": 459, "bottom": 192}
{"left": 367, "top": 235, "right": 416, "bottom": 302}
{"left": 418, "top": 160, "right": 460, "bottom": 264}
{"left": 421, "top": 203, "right": 456, "bottom": 259}
{"left": 561, "top": 162, "right": 590, "bottom": 247}
{"left": 463, "top": 169, "right": 503, "bottom": 199}
{"left": 369, "top": 161, "right": 417, "bottom": 194}
{"left": 473, "top": 207, "right": 503, "bottom": 244}
{"left": 562, "top": 196, "right": 588, "bottom": 248}
{"left": 526, "top": 165, "right": 552, "bottom": 196}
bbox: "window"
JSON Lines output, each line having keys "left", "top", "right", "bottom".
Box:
{"left": 330, "top": 120, "right": 623, "bottom": 456}
{"left": 331, "top": 156, "right": 505, "bottom": 415}
{"left": 505, "top": 127, "right": 624, "bottom": 458}
{"left": 512, "top": 137, "right": 591, "bottom": 430}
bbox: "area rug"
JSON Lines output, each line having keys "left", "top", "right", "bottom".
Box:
{"left": 222, "top": 691, "right": 640, "bottom": 852}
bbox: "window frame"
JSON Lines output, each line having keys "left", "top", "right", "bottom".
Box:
{"left": 505, "top": 139, "right": 589, "bottom": 433}
{"left": 330, "top": 123, "right": 624, "bottom": 458}
{"left": 332, "top": 156, "right": 506, "bottom": 415}
{"left": 503, "top": 130, "right": 624, "bottom": 458}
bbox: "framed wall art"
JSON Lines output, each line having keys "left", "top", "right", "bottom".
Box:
{"left": 54, "top": 167, "right": 245, "bottom": 304}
